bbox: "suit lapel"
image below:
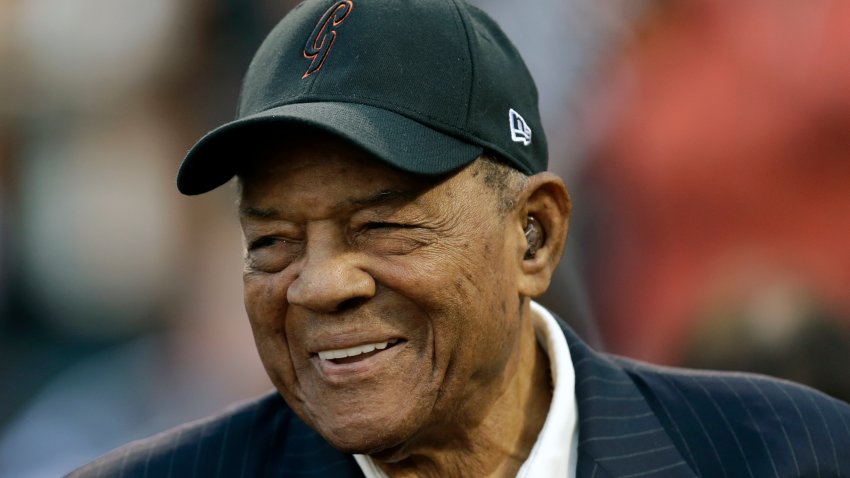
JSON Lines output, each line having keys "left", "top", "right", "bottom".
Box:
{"left": 557, "top": 319, "right": 697, "bottom": 478}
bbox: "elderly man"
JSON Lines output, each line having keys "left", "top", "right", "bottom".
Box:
{"left": 70, "top": 1, "right": 850, "bottom": 477}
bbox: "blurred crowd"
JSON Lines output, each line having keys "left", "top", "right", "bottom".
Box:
{"left": 578, "top": 0, "right": 850, "bottom": 371}
{"left": 1, "top": 0, "right": 848, "bottom": 476}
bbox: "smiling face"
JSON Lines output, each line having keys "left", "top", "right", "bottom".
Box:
{"left": 237, "top": 133, "right": 534, "bottom": 455}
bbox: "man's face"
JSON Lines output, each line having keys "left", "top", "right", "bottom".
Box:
{"left": 238, "top": 134, "right": 528, "bottom": 455}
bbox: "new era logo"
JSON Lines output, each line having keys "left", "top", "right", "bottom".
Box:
{"left": 509, "top": 109, "right": 532, "bottom": 146}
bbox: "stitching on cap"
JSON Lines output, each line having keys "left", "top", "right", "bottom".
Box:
{"left": 250, "top": 93, "right": 463, "bottom": 131}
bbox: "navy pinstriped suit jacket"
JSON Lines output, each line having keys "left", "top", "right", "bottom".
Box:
{"left": 68, "top": 314, "right": 850, "bottom": 477}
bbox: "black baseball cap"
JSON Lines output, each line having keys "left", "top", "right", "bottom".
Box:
{"left": 177, "top": 0, "right": 547, "bottom": 195}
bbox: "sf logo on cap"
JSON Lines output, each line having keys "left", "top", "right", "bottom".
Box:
{"left": 509, "top": 109, "right": 532, "bottom": 146}
{"left": 303, "top": 1, "right": 354, "bottom": 79}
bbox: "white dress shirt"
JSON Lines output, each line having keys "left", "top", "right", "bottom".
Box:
{"left": 354, "top": 300, "right": 579, "bottom": 477}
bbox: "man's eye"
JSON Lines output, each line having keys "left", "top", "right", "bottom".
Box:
{"left": 366, "top": 222, "right": 423, "bottom": 231}
{"left": 367, "top": 222, "right": 403, "bottom": 230}
{"left": 248, "top": 236, "right": 281, "bottom": 250}
{"left": 354, "top": 222, "right": 430, "bottom": 256}
{"left": 245, "top": 237, "right": 301, "bottom": 273}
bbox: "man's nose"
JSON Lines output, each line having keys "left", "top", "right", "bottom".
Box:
{"left": 286, "top": 242, "right": 376, "bottom": 313}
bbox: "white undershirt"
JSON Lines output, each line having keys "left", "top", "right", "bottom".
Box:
{"left": 354, "top": 301, "right": 578, "bottom": 477}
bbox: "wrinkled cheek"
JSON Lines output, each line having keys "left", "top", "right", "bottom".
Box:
{"left": 244, "top": 280, "right": 284, "bottom": 333}
{"left": 243, "top": 276, "right": 299, "bottom": 394}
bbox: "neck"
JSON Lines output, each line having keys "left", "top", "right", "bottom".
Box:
{"left": 374, "top": 304, "right": 553, "bottom": 478}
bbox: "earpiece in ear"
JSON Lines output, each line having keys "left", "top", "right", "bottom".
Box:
{"left": 524, "top": 216, "right": 544, "bottom": 259}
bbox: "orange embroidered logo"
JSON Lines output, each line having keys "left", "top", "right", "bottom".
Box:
{"left": 302, "top": 1, "right": 354, "bottom": 79}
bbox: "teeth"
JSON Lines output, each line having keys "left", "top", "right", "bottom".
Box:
{"left": 318, "top": 340, "right": 397, "bottom": 361}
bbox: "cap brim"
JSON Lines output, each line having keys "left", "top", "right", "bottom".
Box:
{"left": 176, "top": 102, "right": 483, "bottom": 195}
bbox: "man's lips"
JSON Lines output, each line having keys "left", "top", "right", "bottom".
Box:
{"left": 309, "top": 337, "right": 408, "bottom": 379}
{"left": 316, "top": 338, "right": 401, "bottom": 361}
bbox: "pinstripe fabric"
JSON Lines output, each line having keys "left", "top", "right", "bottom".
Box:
{"left": 561, "top": 319, "right": 850, "bottom": 477}
{"left": 620, "top": 362, "right": 850, "bottom": 477}
{"left": 67, "top": 313, "right": 850, "bottom": 477}
{"left": 66, "top": 393, "right": 361, "bottom": 478}
{"left": 565, "top": 327, "right": 697, "bottom": 478}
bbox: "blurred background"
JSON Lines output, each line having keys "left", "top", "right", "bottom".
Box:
{"left": 1, "top": 0, "right": 849, "bottom": 475}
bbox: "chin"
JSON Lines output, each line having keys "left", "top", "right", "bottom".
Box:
{"left": 292, "top": 383, "right": 438, "bottom": 456}
{"left": 318, "top": 420, "right": 412, "bottom": 456}
{"left": 303, "top": 400, "right": 432, "bottom": 456}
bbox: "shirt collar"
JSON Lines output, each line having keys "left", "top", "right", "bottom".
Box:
{"left": 518, "top": 300, "right": 579, "bottom": 478}
{"left": 355, "top": 301, "right": 578, "bottom": 478}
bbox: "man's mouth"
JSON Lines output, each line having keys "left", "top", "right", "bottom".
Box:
{"left": 317, "top": 338, "right": 401, "bottom": 364}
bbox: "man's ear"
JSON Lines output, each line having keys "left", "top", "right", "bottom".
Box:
{"left": 516, "top": 172, "right": 571, "bottom": 298}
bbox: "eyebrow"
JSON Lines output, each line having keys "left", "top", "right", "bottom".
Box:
{"left": 239, "top": 206, "right": 282, "bottom": 219}
{"left": 239, "top": 189, "right": 417, "bottom": 219}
